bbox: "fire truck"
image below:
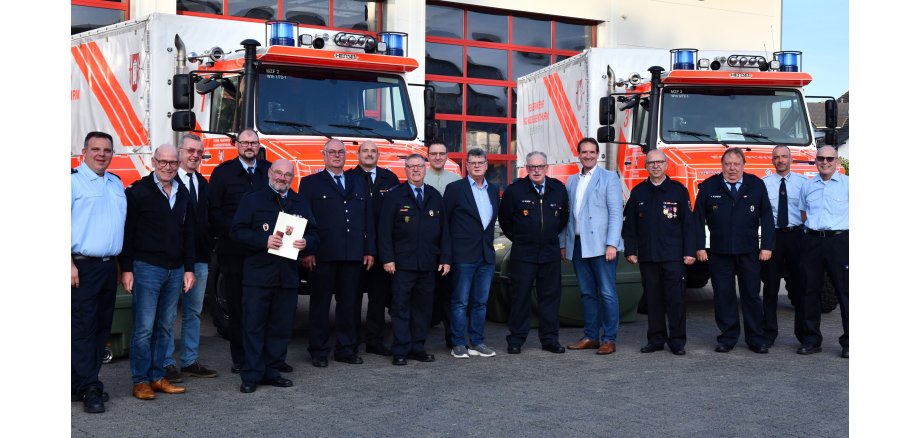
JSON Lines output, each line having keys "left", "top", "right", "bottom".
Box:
{"left": 504, "top": 48, "right": 841, "bottom": 321}
{"left": 72, "top": 13, "right": 453, "bottom": 342}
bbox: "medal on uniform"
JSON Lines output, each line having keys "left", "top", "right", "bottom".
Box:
{"left": 712, "top": 205, "right": 718, "bottom": 211}
{"left": 750, "top": 205, "right": 755, "bottom": 212}
{"left": 404, "top": 216, "right": 411, "bottom": 223}
{"left": 523, "top": 210, "right": 529, "bottom": 216}
{"left": 429, "top": 210, "right": 434, "bottom": 217}
{"left": 262, "top": 223, "right": 270, "bottom": 231}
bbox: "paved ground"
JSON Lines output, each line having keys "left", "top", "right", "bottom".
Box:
{"left": 72, "top": 284, "right": 848, "bottom": 437}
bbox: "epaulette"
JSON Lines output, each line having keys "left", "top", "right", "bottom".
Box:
{"left": 72, "top": 168, "right": 78, "bottom": 174}
{"left": 109, "top": 172, "right": 121, "bottom": 180}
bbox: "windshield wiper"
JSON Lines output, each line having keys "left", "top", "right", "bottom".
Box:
{"left": 668, "top": 130, "right": 716, "bottom": 141}
{"left": 727, "top": 132, "right": 777, "bottom": 145}
{"left": 262, "top": 120, "right": 332, "bottom": 139}
{"left": 329, "top": 123, "right": 394, "bottom": 144}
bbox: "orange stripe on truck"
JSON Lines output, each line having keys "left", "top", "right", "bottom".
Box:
{"left": 73, "top": 45, "right": 135, "bottom": 146}
{"left": 86, "top": 42, "right": 148, "bottom": 145}
{"left": 543, "top": 75, "right": 580, "bottom": 157}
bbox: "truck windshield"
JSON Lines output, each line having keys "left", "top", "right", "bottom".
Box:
{"left": 660, "top": 87, "right": 811, "bottom": 146}
{"left": 256, "top": 67, "right": 417, "bottom": 140}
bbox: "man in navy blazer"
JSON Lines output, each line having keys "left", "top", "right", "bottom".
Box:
{"left": 561, "top": 137, "right": 624, "bottom": 356}
{"left": 442, "top": 148, "right": 500, "bottom": 359}
{"left": 298, "top": 139, "right": 376, "bottom": 367}
{"left": 694, "top": 147, "right": 774, "bottom": 354}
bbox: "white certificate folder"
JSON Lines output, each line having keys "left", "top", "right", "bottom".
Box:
{"left": 267, "top": 212, "right": 308, "bottom": 260}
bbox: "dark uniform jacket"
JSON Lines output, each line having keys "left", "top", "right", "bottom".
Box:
{"left": 346, "top": 166, "right": 400, "bottom": 219}
{"left": 176, "top": 171, "right": 212, "bottom": 264}
{"left": 498, "top": 177, "right": 569, "bottom": 263}
{"left": 120, "top": 173, "right": 195, "bottom": 272}
{"left": 378, "top": 183, "right": 452, "bottom": 271}
{"left": 208, "top": 158, "right": 271, "bottom": 255}
{"left": 694, "top": 172, "right": 775, "bottom": 255}
{"left": 443, "top": 178, "right": 500, "bottom": 265}
{"left": 230, "top": 186, "right": 320, "bottom": 288}
{"left": 298, "top": 170, "right": 376, "bottom": 262}
{"left": 623, "top": 176, "right": 695, "bottom": 263}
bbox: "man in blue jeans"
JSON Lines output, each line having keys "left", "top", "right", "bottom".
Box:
{"left": 443, "top": 148, "right": 500, "bottom": 359}
{"left": 163, "top": 134, "right": 219, "bottom": 382}
{"left": 561, "top": 137, "right": 624, "bottom": 355}
{"left": 121, "top": 144, "right": 197, "bottom": 400}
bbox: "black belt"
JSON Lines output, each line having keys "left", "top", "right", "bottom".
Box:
{"left": 804, "top": 229, "right": 848, "bottom": 237}
{"left": 776, "top": 226, "right": 803, "bottom": 233}
{"left": 72, "top": 254, "right": 113, "bottom": 262}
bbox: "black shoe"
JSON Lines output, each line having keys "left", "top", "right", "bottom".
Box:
{"left": 260, "top": 377, "right": 293, "bottom": 388}
{"left": 796, "top": 344, "right": 822, "bottom": 355}
{"left": 334, "top": 355, "right": 364, "bottom": 365}
{"left": 541, "top": 344, "right": 565, "bottom": 354}
{"left": 640, "top": 344, "right": 665, "bottom": 353}
{"left": 231, "top": 363, "right": 242, "bottom": 374}
{"left": 311, "top": 358, "right": 329, "bottom": 368}
{"left": 164, "top": 364, "right": 184, "bottom": 383}
{"left": 671, "top": 347, "right": 686, "bottom": 356}
{"left": 507, "top": 345, "right": 522, "bottom": 354}
{"left": 715, "top": 344, "right": 733, "bottom": 353}
{"left": 841, "top": 347, "right": 849, "bottom": 359}
{"left": 749, "top": 344, "right": 769, "bottom": 354}
{"left": 182, "top": 362, "right": 219, "bottom": 378}
{"left": 392, "top": 357, "right": 407, "bottom": 366}
{"left": 73, "top": 390, "right": 110, "bottom": 403}
{"left": 407, "top": 352, "right": 436, "bottom": 362}
{"left": 278, "top": 362, "right": 294, "bottom": 373}
{"left": 83, "top": 388, "right": 105, "bottom": 414}
{"left": 240, "top": 383, "right": 257, "bottom": 393}
{"left": 366, "top": 344, "right": 393, "bottom": 356}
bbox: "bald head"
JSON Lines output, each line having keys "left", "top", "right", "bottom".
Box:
{"left": 815, "top": 146, "right": 838, "bottom": 181}
{"left": 153, "top": 144, "right": 179, "bottom": 184}
{"left": 645, "top": 149, "right": 668, "bottom": 183}
{"left": 323, "top": 138, "right": 347, "bottom": 173}
{"left": 357, "top": 140, "right": 379, "bottom": 171}
{"left": 269, "top": 159, "right": 295, "bottom": 194}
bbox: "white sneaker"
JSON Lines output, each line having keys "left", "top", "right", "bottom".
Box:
{"left": 468, "top": 344, "right": 496, "bottom": 357}
{"left": 451, "top": 345, "right": 470, "bottom": 358}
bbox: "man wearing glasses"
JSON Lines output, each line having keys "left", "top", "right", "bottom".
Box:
{"left": 623, "top": 149, "right": 695, "bottom": 356}
{"left": 208, "top": 129, "right": 272, "bottom": 374}
{"left": 694, "top": 147, "right": 775, "bottom": 354}
{"left": 498, "top": 151, "right": 569, "bottom": 355}
{"left": 378, "top": 154, "right": 451, "bottom": 365}
{"left": 232, "top": 159, "right": 319, "bottom": 393}
{"left": 443, "top": 148, "right": 499, "bottom": 359}
{"left": 299, "top": 138, "right": 375, "bottom": 367}
{"left": 796, "top": 146, "right": 849, "bottom": 359}
{"left": 121, "top": 144, "right": 196, "bottom": 400}
{"left": 162, "top": 134, "right": 219, "bottom": 383}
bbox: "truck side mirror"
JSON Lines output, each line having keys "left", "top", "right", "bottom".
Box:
{"left": 425, "top": 120, "right": 439, "bottom": 143}
{"left": 598, "top": 96, "right": 616, "bottom": 125}
{"left": 824, "top": 98, "right": 838, "bottom": 131}
{"left": 424, "top": 86, "right": 437, "bottom": 120}
{"left": 597, "top": 125, "right": 615, "bottom": 143}
{"left": 171, "top": 111, "right": 196, "bottom": 132}
{"left": 824, "top": 130, "right": 837, "bottom": 147}
{"left": 173, "top": 74, "right": 194, "bottom": 109}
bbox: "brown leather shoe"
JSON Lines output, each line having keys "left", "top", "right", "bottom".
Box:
{"left": 132, "top": 383, "right": 156, "bottom": 400}
{"left": 596, "top": 341, "right": 616, "bottom": 355}
{"left": 151, "top": 378, "right": 186, "bottom": 394}
{"left": 566, "top": 338, "right": 600, "bottom": 350}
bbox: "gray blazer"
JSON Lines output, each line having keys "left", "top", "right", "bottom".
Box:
{"left": 561, "top": 166, "right": 624, "bottom": 259}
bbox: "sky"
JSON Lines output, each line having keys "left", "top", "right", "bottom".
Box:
{"left": 781, "top": 0, "right": 848, "bottom": 98}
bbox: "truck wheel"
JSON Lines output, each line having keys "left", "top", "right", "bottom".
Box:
{"left": 205, "top": 257, "right": 231, "bottom": 340}
{"left": 102, "top": 347, "right": 113, "bottom": 364}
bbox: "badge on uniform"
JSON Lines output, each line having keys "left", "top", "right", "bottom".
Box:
{"left": 662, "top": 202, "right": 678, "bottom": 219}
{"left": 404, "top": 216, "right": 411, "bottom": 223}
{"left": 523, "top": 210, "right": 529, "bottom": 216}
{"left": 263, "top": 223, "right": 270, "bottom": 231}
{"left": 750, "top": 205, "right": 755, "bottom": 212}
{"left": 429, "top": 210, "right": 434, "bottom": 217}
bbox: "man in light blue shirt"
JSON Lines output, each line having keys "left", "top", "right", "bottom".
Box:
{"left": 796, "top": 146, "right": 849, "bottom": 358}
{"left": 761, "top": 145, "right": 808, "bottom": 347}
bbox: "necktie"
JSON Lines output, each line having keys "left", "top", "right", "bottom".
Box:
{"left": 730, "top": 182, "right": 738, "bottom": 198}
{"left": 777, "top": 178, "right": 789, "bottom": 228}
{"left": 334, "top": 174, "right": 345, "bottom": 194}
{"left": 187, "top": 172, "right": 197, "bottom": 206}
{"left": 371, "top": 170, "right": 376, "bottom": 184}
{"left": 415, "top": 187, "right": 423, "bottom": 206}
{"left": 247, "top": 166, "right": 254, "bottom": 176}
{"left": 536, "top": 184, "right": 544, "bottom": 196}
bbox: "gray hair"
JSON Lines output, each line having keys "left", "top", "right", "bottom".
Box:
{"left": 525, "top": 151, "right": 547, "bottom": 162}
{"left": 180, "top": 133, "right": 202, "bottom": 144}
{"left": 405, "top": 153, "right": 426, "bottom": 164}
{"left": 466, "top": 148, "right": 487, "bottom": 161}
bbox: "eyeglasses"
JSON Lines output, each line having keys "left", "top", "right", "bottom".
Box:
{"left": 324, "top": 149, "right": 346, "bottom": 156}
{"left": 271, "top": 169, "right": 294, "bottom": 179}
{"left": 181, "top": 148, "right": 203, "bottom": 156}
{"left": 153, "top": 158, "right": 179, "bottom": 168}
{"left": 815, "top": 156, "right": 836, "bottom": 162}
{"left": 526, "top": 165, "right": 547, "bottom": 171}
{"left": 468, "top": 161, "right": 487, "bottom": 167}
{"left": 405, "top": 164, "right": 426, "bottom": 170}
{"left": 237, "top": 141, "right": 259, "bottom": 148}
{"left": 646, "top": 160, "right": 667, "bottom": 167}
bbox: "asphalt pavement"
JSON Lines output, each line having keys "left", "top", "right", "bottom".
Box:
{"left": 71, "top": 284, "right": 848, "bottom": 437}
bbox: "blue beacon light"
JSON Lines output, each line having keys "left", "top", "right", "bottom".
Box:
{"left": 774, "top": 51, "right": 802, "bottom": 72}
{"left": 670, "top": 48, "right": 698, "bottom": 70}
{"left": 268, "top": 21, "right": 296, "bottom": 47}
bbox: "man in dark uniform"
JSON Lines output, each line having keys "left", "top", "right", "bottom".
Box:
{"left": 299, "top": 138, "right": 375, "bottom": 367}
{"left": 231, "top": 159, "right": 320, "bottom": 393}
{"left": 346, "top": 140, "right": 400, "bottom": 356}
{"left": 623, "top": 149, "right": 696, "bottom": 356}
{"left": 378, "top": 154, "right": 451, "bottom": 365}
{"left": 72, "top": 131, "right": 126, "bottom": 413}
{"left": 498, "top": 151, "right": 569, "bottom": 355}
{"left": 796, "top": 146, "right": 849, "bottom": 358}
{"left": 208, "top": 129, "right": 271, "bottom": 373}
{"left": 761, "top": 145, "right": 808, "bottom": 348}
{"left": 694, "top": 147, "right": 775, "bottom": 354}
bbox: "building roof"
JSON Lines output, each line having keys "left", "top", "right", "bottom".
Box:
{"left": 807, "top": 92, "right": 849, "bottom": 146}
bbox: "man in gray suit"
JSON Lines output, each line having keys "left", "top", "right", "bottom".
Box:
{"left": 561, "top": 137, "right": 624, "bottom": 355}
